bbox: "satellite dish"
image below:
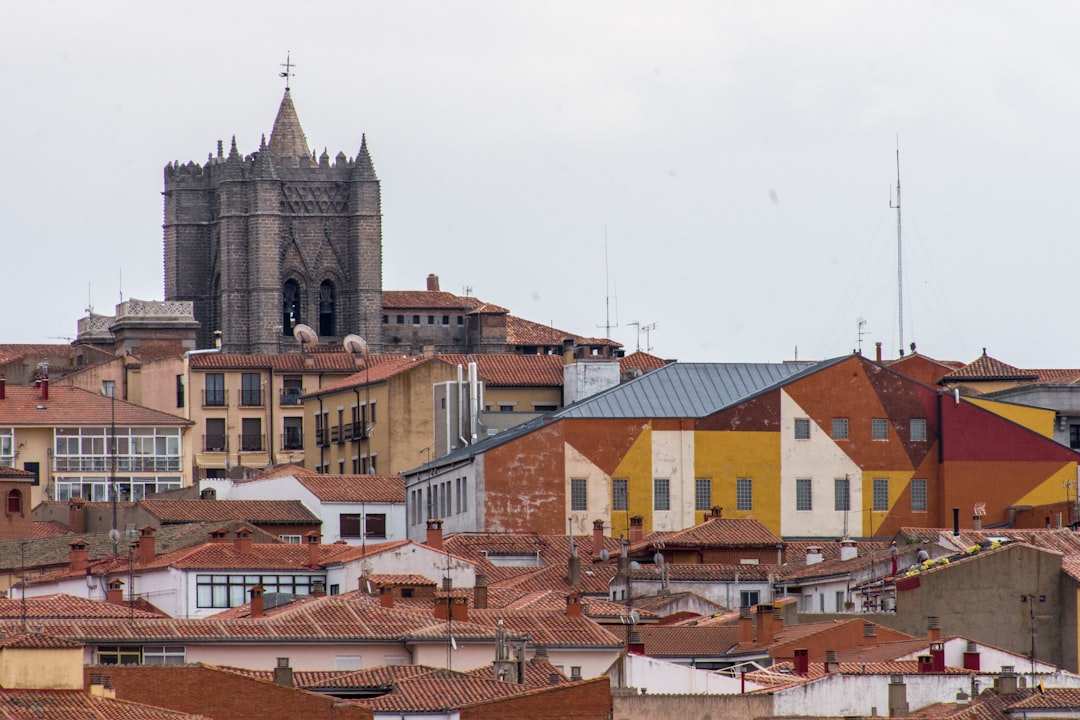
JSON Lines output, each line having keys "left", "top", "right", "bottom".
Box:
{"left": 599, "top": 549, "right": 610, "bottom": 562}
{"left": 629, "top": 609, "right": 640, "bottom": 625}
{"left": 343, "top": 334, "right": 369, "bottom": 358}
{"left": 292, "top": 323, "right": 319, "bottom": 348}
{"left": 108, "top": 529, "right": 121, "bottom": 543}
{"left": 629, "top": 561, "right": 641, "bottom": 570}
{"left": 450, "top": 637, "right": 458, "bottom": 650}
{"left": 653, "top": 552, "right": 664, "bottom": 565}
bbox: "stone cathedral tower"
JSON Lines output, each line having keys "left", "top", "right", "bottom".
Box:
{"left": 163, "top": 90, "right": 383, "bottom": 353}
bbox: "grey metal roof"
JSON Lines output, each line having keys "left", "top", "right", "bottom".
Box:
{"left": 557, "top": 361, "right": 822, "bottom": 419}
{"left": 408, "top": 358, "right": 838, "bottom": 476}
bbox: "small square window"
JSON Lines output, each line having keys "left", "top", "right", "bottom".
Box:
{"left": 832, "top": 418, "right": 849, "bottom": 440}
{"left": 428, "top": 315, "right": 435, "bottom": 325}
{"left": 442, "top": 315, "right": 450, "bottom": 325}
{"left": 396, "top": 314, "right": 404, "bottom": 324}
{"left": 794, "top": 418, "right": 810, "bottom": 440}
{"left": 457, "top": 316, "right": 464, "bottom": 325}
{"left": 412, "top": 315, "right": 420, "bottom": 325}
{"left": 910, "top": 418, "right": 927, "bottom": 441}
{"left": 871, "top": 418, "right": 889, "bottom": 440}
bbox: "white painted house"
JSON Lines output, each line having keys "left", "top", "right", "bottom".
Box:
{"left": 203, "top": 466, "right": 406, "bottom": 545}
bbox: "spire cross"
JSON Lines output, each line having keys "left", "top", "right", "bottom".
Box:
{"left": 279, "top": 52, "right": 296, "bottom": 91}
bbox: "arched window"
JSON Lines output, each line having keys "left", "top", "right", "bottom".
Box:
{"left": 319, "top": 280, "right": 336, "bottom": 337}
{"left": 7, "top": 490, "right": 22, "bottom": 515}
{"left": 283, "top": 280, "right": 301, "bottom": 335}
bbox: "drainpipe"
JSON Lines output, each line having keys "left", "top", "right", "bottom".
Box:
{"left": 318, "top": 396, "right": 325, "bottom": 471}
{"left": 183, "top": 344, "right": 223, "bottom": 481}
{"left": 266, "top": 365, "right": 275, "bottom": 467}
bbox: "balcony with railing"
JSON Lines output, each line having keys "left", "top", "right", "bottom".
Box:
{"left": 203, "top": 389, "right": 227, "bottom": 407}
{"left": 330, "top": 425, "right": 342, "bottom": 444}
{"left": 315, "top": 428, "right": 329, "bottom": 447}
{"left": 203, "top": 434, "right": 228, "bottom": 453}
{"left": 239, "top": 433, "right": 265, "bottom": 453}
{"left": 238, "top": 388, "right": 263, "bottom": 407}
{"left": 281, "top": 431, "right": 304, "bottom": 451}
{"left": 280, "top": 388, "right": 305, "bottom": 406}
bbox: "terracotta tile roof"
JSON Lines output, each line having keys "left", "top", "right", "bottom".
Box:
{"left": 188, "top": 352, "right": 372, "bottom": 372}
{"left": 941, "top": 353, "right": 1039, "bottom": 381}
{"left": 358, "top": 668, "right": 530, "bottom": 712}
{"left": 468, "top": 302, "right": 509, "bottom": 315}
{"left": 31, "top": 521, "right": 72, "bottom": 539}
{"left": 0, "top": 386, "right": 190, "bottom": 426}
{"left": 219, "top": 663, "right": 431, "bottom": 689}
{"left": 749, "top": 659, "right": 973, "bottom": 685}
{"left": 0, "top": 344, "right": 86, "bottom": 365}
{"left": 635, "top": 517, "right": 782, "bottom": 551}
{"left": 0, "top": 594, "right": 162, "bottom": 620}
{"left": 444, "top": 532, "right": 622, "bottom": 585}
{"left": 132, "top": 539, "right": 352, "bottom": 572}
{"left": 0, "top": 466, "right": 35, "bottom": 479}
{"left": 496, "top": 589, "right": 656, "bottom": 622}
{"left": 0, "top": 631, "right": 82, "bottom": 649}
{"left": 905, "top": 694, "right": 1008, "bottom": 720}
{"left": 139, "top": 499, "right": 319, "bottom": 525}
{"left": 637, "top": 625, "right": 738, "bottom": 657}
{"left": 294, "top": 474, "right": 405, "bottom": 503}
{"left": 1006, "top": 687, "right": 1080, "bottom": 709}
{"left": 438, "top": 354, "right": 565, "bottom": 387}
{"left": 305, "top": 356, "right": 443, "bottom": 396}
{"left": 630, "top": 562, "right": 772, "bottom": 582}
{"left": 0, "top": 520, "right": 273, "bottom": 574}
{"left": 834, "top": 638, "right": 939, "bottom": 663}
{"left": 466, "top": 657, "right": 571, "bottom": 687}
{"left": 504, "top": 315, "right": 620, "bottom": 348}
{"left": 467, "top": 608, "right": 624, "bottom": 648}
{"left": 367, "top": 574, "right": 436, "bottom": 587}
{"left": 620, "top": 351, "right": 668, "bottom": 375}
{"left": 774, "top": 541, "right": 893, "bottom": 582}
{"left": 382, "top": 291, "right": 483, "bottom": 310}
{"left": 898, "top": 527, "right": 1080, "bottom": 556}
{"left": 493, "top": 562, "right": 619, "bottom": 595}
{"left": 0, "top": 690, "right": 211, "bottom": 720}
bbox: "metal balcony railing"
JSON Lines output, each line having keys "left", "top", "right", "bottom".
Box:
{"left": 203, "top": 389, "right": 226, "bottom": 407}
{"left": 239, "top": 433, "right": 265, "bottom": 452}
{"left": 203, "top": 434, "right": 228, "bottom": 453}
{"left": 280, "top": 388, "right": 304, "bottom": 406}
{"left": 238, "top": 388, "right": 263, "bottom": 407}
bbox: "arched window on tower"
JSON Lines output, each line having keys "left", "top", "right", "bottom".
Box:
{"left": 6, "top": 490, "right": 22, "bottom": 515}
{"left": 319, "top": 280, "right": 336, "bottom": 337}
{"left": 283, "top": 280, "right": 301, "bottom": 335}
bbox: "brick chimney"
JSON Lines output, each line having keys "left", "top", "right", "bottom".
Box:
{"left": 972, "top": 514, "right": 982, "bottom": 531}
{"left": 927, "top": 616, "right": 941, "bottom": 642}
{"left": 930, "top": 641, "right": 945, "bottom": 672}
{"left": 68, "top": 498, "right": 86, "bottom": 535}
{"left": 629, "top": 515, "right": 644, "bottom": 544}
{"left": 69, "top": 540, "right": 89, "bottom": 573}
{"left": 249, "top": 585, "right": 265, "bottom": 618}
{"left": 426, "top": 273, "right": 440, "bottom": 292}
{"left": 772, "top": 605, "right": 784, "bottom": 634}
{"left": 756, "top": 603, "right": 774, "bottom": 645}
{"left": 450, "top": 596, "right": 469, "bottom": 622}
{"left": 565, "top": 593, "right": 582, "bottom": 618}
{"left": 434, "top": 596, "right": 450, "bottom": 620}
{"left": 306, "top": 532, "right": 321, "bottom": 567}
{"left": 105, "top": 579, "right": 124, "bottom": 606}
{"left": 136, "top": 527, "right": 155, "bottom": 563}
{"left": 627, "top": 629, "right": 644, "bottom": 655}
{"left": 209, "top": 530, "right": 229, "bottom": 543}
{"left": 592, "top": 520, "right": 606, "bottom": 557}
{"left": 234, "top": 528, "right": 253, "bottom": 555}
{"left": 738, "top": 606, "right": 754, "bottom": 644}
{"left": 710, "top": 506, "right": 722, "bottom": 519}
{"left": 963, "top": 640, "right": 981, "bottom": 671}
{"left": 425, "top": 519, "right": 443, "bottom": 551}
{"left": 39, "top": 378, "right": 48, "bottom": 401}
{"left": 998, "top": 665, "right": 1018, "bottom": 695}
{"left": 0, "top": 375, "right": 5, "bottom": 400}
{"left": 567, "top": 547, "right": 581, "bottom": 586}
{"left": 474, "top": 574, "right": 488, "bottom": 610}
{"left": 793, "top": 647, "right": 809, "bottom": 676}
{"left": 273, "top": 657, "right": 293, "bottom": 688}
{"left": 379, "top": 586, "right": 394, "bottom": 609}
{"left": 863, "top": 622, "right": 878, "bottom": 647}
{"left": 917, "top": 654, "right": 933, "bottom": 673}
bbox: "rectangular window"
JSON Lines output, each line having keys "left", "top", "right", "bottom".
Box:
{"left": 871, "top": 418, "right": 889, "bottom": 440}
{"left": 412, "top": 315, "right": 420, "bottom": 325}
{"left": 739, "top": 590, "right": 759, "bottom": 607}
{"left": 366, "top": 513, "right": 387, "bottom": 538}
{"left": 612, "top": 478, "right": 629, "bottom": 511}
{"left": 282, "top": 417, "right": 303, "bottom": 451}
{"left": 204, "top": 373, "right": 225, "bottom": 406}
{"left": 736, "top": 478, "right": 753, "bottom": 511}
{"left": 279, "top": 535, "right": 302, "bottom": 544}
{"left": 694, "top": 478, "right": 712, "bottom": 511}
{"left": 204, "top": 418, "right": 226, "bottom": 453}
{"left": 832, "top": 418, "right": 849, "bottom": 440}
{"left": 442, "top": 315, "right": 450, "bottom": 325}
{"left": 796, "top": 478, "right": 812, "bottom": 511}
{"left": 175, "top": 375, "right": 184, "bottom": 408}
{"left": 340, "top": 514, "right": 362, "bottom": 538}
{"left": 911, "top": 478, "right": 927, "bottom": 512}
{"left": 240, "top": 417, "right": 262, "bottom": 452}
{"left": 834, "top": 477, "right": 850, "bottom": 511}
{"left": 653, "top": 478, "right": 670, "bottom": 511}
{"left": 396, "top": 314, "right": 404, "bottom": 324}
{"left": 427, "top": 315, "right": 435, "bottom": 325}
{"left": 457, "top": 316, "right": 464, "bottom": 325}
{"left": 281, "top": 376, "right": 303, "bottom": 406}
{"left": 873, "top": 478, "right": 889, "bottom": 511}
{"left": 794, "top": 418, "right": 810, "bottom": 439}
{"left": 910, "top": 418, "right": 927, "bottom": 442}
{"left": 97, "top": 645, "right": 142, "bottom": 665}
{"left": 142, "top": 645, "right": 186, "bottom": 666}
{"left": 240, "top": 373, "right": 262, "bottom": 406}
{"left": 570, "top": 478, "right": 587, "bottom": 512}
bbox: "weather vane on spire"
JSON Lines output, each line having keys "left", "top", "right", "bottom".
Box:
{"left": 279, "top": 52, "right": 296, "bottom": 91}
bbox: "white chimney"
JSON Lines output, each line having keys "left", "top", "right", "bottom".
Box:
{"left": 840, "top": 539, "right": 857, "bottom": 561}
{"left": 806, "top": 546, "right": 824, "bottom": 565}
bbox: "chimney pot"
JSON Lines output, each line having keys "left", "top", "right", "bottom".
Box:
{"left": 105, "top": 579, "right": 124, "bottom": 606}
{"left": 565, "top": 593, "right": 582, "bottom": 618}
{"left": 378, "top": 586, "right": 394, "bottom": 608}
{"left": 40, "top": 378, "right": 48, "bottom": 401}
{"left": 249, "top": 585, "right": 265, "bottom": 618}
{"left": 474, "top": 574, "right": 488, "bottom": 609}
{"left": 738, "top": 606, "right": 754, "bottom": 644}
{"left": 136, "top": 526, "right": 155, "bottom": 563}
{"left": 592, "top": 519, "right": 606, "bottom": 557}
{"left": 927, "top": 615, "right": 941, "bottom": 641}
{"left": 273, "top": 658, "right": 294, "bottom": 688}
{"left": 426, "top": 273, "right": 440, "bottom": 292}
{"left": 306, "top": 532, "right": 321, "bottom": 567}
{"left": 425, "top": 519, "right": 444, "bottom": 551}
{"left": 756, "top": 603, "right": 775, "bottom": 645}
{"left": 628, "top": 515, "right": 644, "bottom": 544}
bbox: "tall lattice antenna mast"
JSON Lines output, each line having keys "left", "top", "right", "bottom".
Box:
{"left": 889, "top": 138, "right": 903, "bottom": 354}
{"left": 596, "top": 228, "right": 619, "bottom": 338}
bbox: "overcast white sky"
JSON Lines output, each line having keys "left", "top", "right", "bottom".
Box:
{"left": 4, "top": 2, "right": 1078, "bottom": 368}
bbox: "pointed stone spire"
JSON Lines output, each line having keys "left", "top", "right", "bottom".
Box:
{"left": 267, "top": 89, "right": 310, "bottom": 163}
{"left": 252, "top": 133, "right": 277, "bottom": 179}
{"left": 351, "top": 133, "right": 377, "bottom": 179}
{"left": 228, "top": 135, "right": 240, "bottom": 160}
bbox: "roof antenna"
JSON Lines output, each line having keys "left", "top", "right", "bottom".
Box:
{"left": 889, "top": 136, "right": 904, "bottom": 355}
{"left": 595, "top": 227, "right": 619, "bottom": 339}
{"left": 279, "top": 52, "right": 296, "bottom": 91}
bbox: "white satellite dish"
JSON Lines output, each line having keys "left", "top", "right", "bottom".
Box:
{"left": 343, "top": 334, "right": 369, "bottom": 358}
{"left": 292, "top": 323, "right": 319, "bottom": 348}
{"left": 599, "top": 549, "right": 610, "bottom": 562}
{"left": 653, "top": 552, "right": 664, "bottom": 565}
{"left": 629, "top": 561, "right": 641, "bottom": 570}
